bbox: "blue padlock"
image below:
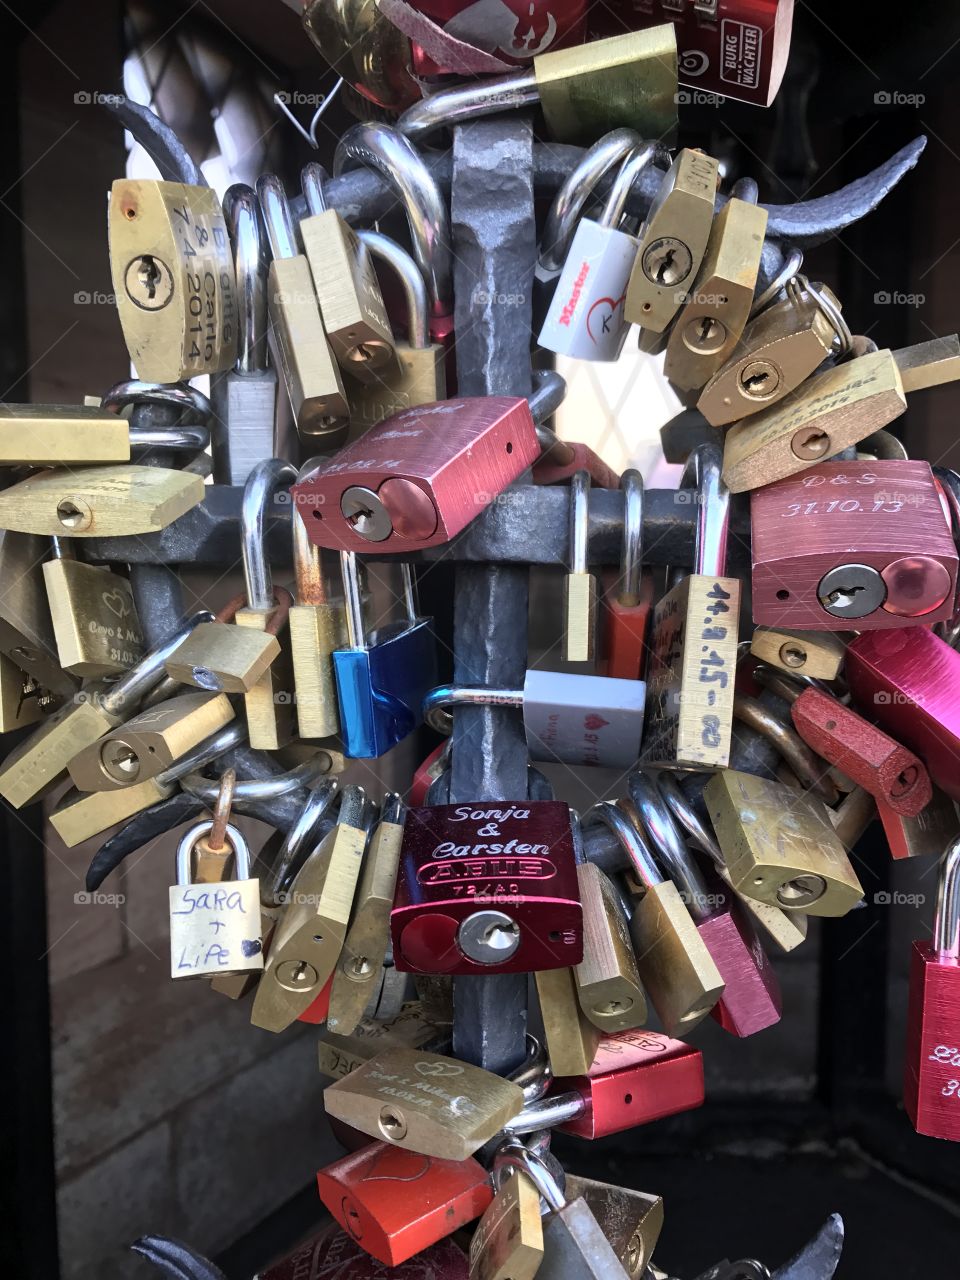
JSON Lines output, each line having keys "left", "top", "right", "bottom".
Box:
{"left": 333, "top": 552, "right": 438, "bottom": 758}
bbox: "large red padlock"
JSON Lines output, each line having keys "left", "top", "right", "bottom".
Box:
{"left": 407, "top": 0, "right": 587, "bottom": 76}
{"left": 904, "top": 837, "right": 960, "bottom": 1141}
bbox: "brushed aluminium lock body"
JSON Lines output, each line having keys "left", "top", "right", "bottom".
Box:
{"left": 292, "top": 397, "right": 540, "bottom": 553}
{"left": 750, "top": 460, "right": 959, "bottom": 630}
{"left": 109, "top": 179, "right": 237, "bottom": 383}
{"left": 391, "top": 801, "right": 582, "bottom": 975}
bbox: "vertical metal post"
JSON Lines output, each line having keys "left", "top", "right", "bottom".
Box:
{"left": 448, "top": 118, "right": 537, "bottom": 1075}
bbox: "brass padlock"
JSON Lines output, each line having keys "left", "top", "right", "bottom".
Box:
{"left": 169, "top": 820, "right": 263, "bottom": 980}
{"left": 163, "top": 592, "right": 285, "bottom": 694}
{"left": 0, "top": 464, "right": 204, "bottom": 537}
{"left": 66, "top": 690, "right": 234, "bottom": 793}
{"left": 563, "top": 1174, "right": 663, "bottom": 1279}
{"left": 0, "top": 404, "right": 130, "bottom": 464}
{"left": 318, "top": 1002, "right": 443, "bottom": 1079}
{"left": 574, "top": 859, "right": 647, "bottom": 1033}
{"left": 0, "top": 530, "right": 78, "bottom": 698}
{"left": 345, "top": 230, "right": 446, "bottom": 435}
{"left": 624, "top": 148, "right": 719, "bottom": 334}
{"left": 109, "top": 179, "right": 237, "bottom": 383}
{"left": 0, "top": 610, "right": 212, "bottom": 808}
{"left": 663, "top": 197, "right": 768, "bottom": 397}
{"left": 0, "top": 656, "right": 56, "bottom": 734}
{"left": 562, "top": 470, "right": 598, "bottom": 663}
{"left": 323, "top": 1045, "right": 525, "bottom": 1160}
{"left": 327, "top": 793, "right": 405, "bottom": 1036}
{"left": 535, "top": 965, "right": 602, "bottom": 1077}
{"left": 256, "top": 173, "right": 348, "bottom": 439}
{"left": 705, "top": 770, "right": 864, "bottom": 917}
{"left": 470, "top": 1155, "right": 544, "bottom": 1280}
{"left": 42, "top": 539, "right": 143, "bottom": 677}
{"left": 300, "top": 162, "right": 396, "bottom": 384}
{"left": 749, "top": 626, "right": 847, "bottom": 681}
{"left": 289, "top": 476, "right": 345, "bottom": 740}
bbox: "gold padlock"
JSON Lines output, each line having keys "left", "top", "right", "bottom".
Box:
{"left": 705, "top": 770, "right": 864, "bottom": 917}
{"left": 42, "top": 539, "right": 143, "bottom": 677}
{"left": 163, "top": 592, "right": 283, "bottom": 694}
{"left": 470, "top": 1159, "right": 544, "bottom": 1280}
{"left": 0, "top": 656, "right": 56, "bottom": 734}
{"left": 289, "top": 485, "right": 345, "bottom": 740}
{"left": 109, "top": 179, "right": 237, "bottom": 383}
{"left": 66, "top": 690, "right": 234, "bottom": 793}
{"left": 318, "top": 1002, "right": 442, "bottom": 1079}
{"left": 534, "top": 966, "right": 602, "bottom": 1077}
{"left": 0, "top": 464, "right": 204, "bottom": 537}
{"left": 562, "top": 470, "right": 598, "bottom": 664}
{"left": 169, "top": 820, "right": 263, "bottom": 980}
{"left": 574, "top": 860, "right": 646, "bottom": 1033}
{"left": 0, "top": 530, "right": 78, "bottom": 697}
{"left": 0, "top": 404, "right": 130, "bottom": 464}
{"left": 749, "top": 626, "right": 847, "bottom": 681}
{"left": 563, "top": 1175, "right": 663, "bottom": 1279}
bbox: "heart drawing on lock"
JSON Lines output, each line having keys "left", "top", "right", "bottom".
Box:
{"left": 584, "top": 714, "right": 610, "bottom": 731}
{"left": 414, "top": 1060, "right": 464, "bottom": 1077}
{"left": 101, "top": 589, "right": 130, "bottom": 619}
{"left": 360, "top": 1145, "right": 432, "bottom": 1183}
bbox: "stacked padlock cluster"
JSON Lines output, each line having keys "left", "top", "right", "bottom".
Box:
{"left": 3, "top": 2, "right": 958, "bottom": 1276}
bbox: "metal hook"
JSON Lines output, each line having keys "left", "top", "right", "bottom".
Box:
{"left": 272, "top": 78, "right": 343, "bottom": 149}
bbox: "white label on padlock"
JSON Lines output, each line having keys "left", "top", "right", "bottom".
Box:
{"left": 169, "top": 878, "right": 264, "bottom": 979}
{"left": 538, "top": 220, "right": 639, "bottom": 362}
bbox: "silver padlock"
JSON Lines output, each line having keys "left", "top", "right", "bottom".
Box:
{"left": 423, "top": 668, "right": 646, "bottom": 769}
{"left": 539, "top": 142, "right": 656, "bottom": 362}
{"left": 169, "top": 820, "right": 263, "bottom": 980}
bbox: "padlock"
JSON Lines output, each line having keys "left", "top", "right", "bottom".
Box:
{"left": 108, "top": 177, "right": 237, "bottom": 383}
{"left": 663, "top": 196, "right": 768, "bottom": 397}
{"left": 251, "top": 785, "right": 369, "bottom": 1032}
{"left": 169, "top": 819, "right": 262, "bottom": 980}
{"left": 561, "top": 471, "right": 598, "bottom": 662}
{"left": 398, "top": 27, "right": 678, "bottom": 146}
{"left": 642, "top": 443, "right": 740, "bottom": 770}
{"left": 333, "top": 554, "right": 438, "bottom": 759}
{"left": 844, "top": 627, "right": 960, "bottom": 802}
{"left": 0, "top": 403, "right": 131, "bottom": 464}
{"left": 316, "top": 1142, "right": 493, "bottom": 1267}
{"left": 748, "top": 626, "right": 847, "bottom": 681}
{"left": 904, "top": 836, "right": 960, "bottom": 1141}
{"left": 299, "top": 162, "right": 397, "bottom": 383}
{"left": 750, "top": 460, "right": 959, "bottom": 630}
{"left": 423, "top": 668, "right": 646, "bottom": 770}
{"left": 41, "top": 538, "right": 143, "bottom": 677}
{"left": 876, "top": 787, "right": 960, "bottom": 862}
{"left": 291, "top": 396, "right": 540, "bottom": 553}
{"left": 301, "top": 0, "right": 421, "bottom": 114}
{"left": 256, "top": 173, "right": 348, "bottom": 439}
{"left": 699, "top": 277, "right": 849, "bottom": 427}
{"left": 408, "top": 0, "right": 586, "bottom": 75}
{"left": 163, "top": 591, "right": 287, "bottom": 694}
{"left": 492, "top": 1142, "right": 630, "bottom": 1279}
{"left": 505, "top": 1030, "right": 704, "bottom": 1138}
{"left": 0, "top": 464, "right": 204, "bottom": 537}
{"left": 0, "top": 530, "right": 78, "bottom": 698}
{"left": 574, "top": 859, "right": 647, "bottom": 1032}
{"left": 704, "top": 770, "right": 864, "bottom": 917}
{"left": 790, "top": 686, "right": 932, "bottom": 818}
{"left": 539, "top": 143, "right": 655, "bottom": 362}
{"left": 210, "top": 183, "right": 281, "bottom": 487}
{"left": 259, "top": 1221, "right": 470, "bottom": 1279}
{"left": 0, "top": 657, "right": 56, "bottom": 734}
{"left": 600, "top": 470, "right": 655, "bottom": 681}
{"left": 412, "top": 740, "right": 450, "bottom": 808}
{"left": 625, "top": 774, "right": 782, "bottom": 1037}
{"left": 470, "top": 1149, "right": 543, "bottom": 1280}
{"left": 288, "top": 483, "right": 346, "bottom": 740}
{"left": 563, "top": 1174, "right": 663, "bottom": 1280}
{"left": 656, "top": 772, "right": 808, "bottom": 954}
{"left": 318, "top": 1001, "right": 444, "bottom": 1079}
{"left": 0, "top": 610, "right": 212, "bottom": 808}
{"left": 327, "top": 793, "right": 406, "bottom": 1034}
{"left": 323, "top": 1045, "right": 524, "bottom": 1159}
{"left": 623, "top": 148, "right": 719, "bottom": 333}
{"left": 235, "top": 459, "right": 298, "bottom": 750}
{"left": 66, "top": 690, "right": 234, "bottom": 793}
{"left": 345, "top": 230, "right": 447, "bottom": 432}
{"left": 722, "top": 349, "right": 908, "bottom": 492}
{"left": 391, "top": 800, "right": 582, "bottom": 976}
{"left": 610, "top": 0, "right": 794, "bottom": 108}
{"left": 587, "top": 800, "right": 724, "bottom": 1034}
{"left": 535, "top": 964, "right": 602, "bottom": 1076}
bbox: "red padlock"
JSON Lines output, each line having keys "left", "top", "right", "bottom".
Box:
{"left": 392, "top": 801, "right": 583, "bottom": 975}
{"left": 904, "top": 837, "right": 960, "bottom": 1141}
{"left": 532, "top": 439, "right": 621, "bottom": 490}
{"left": 298, "top": 973, "right": 334, "bottom": 1025}
{"left": 406, "top": 0, "right": 587, "bottom": 76}
{"left": 599, "top": 470, "right": 656, "bottom": 680}
{"left": 256, "top": 1219, "right": 469, "bottom": 1278}
{"left": 316, "top": 1142, "right": 492, "bottom": 1266}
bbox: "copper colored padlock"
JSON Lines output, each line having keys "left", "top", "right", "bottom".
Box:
{"left": 316, "top": 1142, "right": 493, "bottom": 1266}
{"left": 532, "top": 439, "right": 621, "bottom": 490}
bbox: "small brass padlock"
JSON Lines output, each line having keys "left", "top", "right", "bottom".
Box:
{"left": 43, "top": 539, "right": 143, "bottom": 677}
{"left": 169, "top": 820, "right": 263, "bottom": 980}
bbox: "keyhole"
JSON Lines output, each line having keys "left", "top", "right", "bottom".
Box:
{"left": 378, "top": 1106, "right": 408, "bottom": 1141}
{"left": 56, "top": 497, "right": 93, "bottom": 531}
{"left": 682, "top": 313, "right": 727, "bottom": 354}
{"left": 825, "top": 583, "right": 865, "bottom": 609}
{"left": 791, "top": 426, "right": 831, "bottom": 460}
{"left": 138, "top": 256, "right": 162, "bottom": 299}
{"left": 344, "top": 954, "right": 373, "bottom": 979}
{"left": 124, "top": 254, "right": 174, "bottom": 310}
{"left": 743, "top": 370, "right": 768, "bottom": 391}
{"left": 655, "top": 247, "right": 676, "bottom": 283}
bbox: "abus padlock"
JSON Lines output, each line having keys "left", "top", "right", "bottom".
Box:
{"left": 333, "top": 555, "right": 438, "bottom": 759}
{"left": 750, "top": 460, "right": 959, "bottom": 630}
{"left": 904, "top": 836, "right": 960, "bottom": 1141}
{"left": 291, "top": 396, "right": 539, "bottom": 553}
{"left": 169, "top": 820, "right": 263, "bottom": 980}
{"left": 108, "top": 178, "right": 237, "bottom": 383}
{"left": 539, "top": 143, "right": 655, "bottom": 361}
{"left": 391, "top": 800, "right": 582, "bottom": 976}
{"left": 423, "top": 669, "right": 646, "bottom": 770}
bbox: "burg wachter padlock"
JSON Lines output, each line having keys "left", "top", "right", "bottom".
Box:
{"left": 539, "top": 143, "right": 654, "bottom": 362}
{"left": 168, "top": 820, "right": 263, "bottom": 979}
{"left": 291, "top": 396, "right": 540, "bottom": 553}
{"left": 391, "top": 800, "right": 583, "bottom": 976}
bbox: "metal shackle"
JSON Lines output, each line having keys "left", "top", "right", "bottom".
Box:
{"left": 340, "top": 551, "right": 366, "bottom": 650}
{"left": 733, "top": 694, "right": 839, "bottom": 806}
{"left": 99, "top": 610, "right": 215, "bottom": 718}
{"left": 269, "top": 777, "right": 342, "bottom": 901}
{"left": 335, "top": 783, "right": 368, "bottom": 832}
{"left": 422, "top": 684, "right": 524, "bottom": 735}
{"left": 301, "top": 161, "right": 329, "bottom": 216}
{"left": 397, "top": 68, "right": 539, "bottom": 144}
{"left": 540, "top": 128, "right": 642, "bottom": 271}
{"left": 599, "top": 141, "right": 658, "bottom": 230}
{"left": 934, "top": 837, "right": 960, "bottom": 958}
{"left": 241, "top": 459, "right": 298, "bottom": 611}
{"left": 333, "top": 123, "right": 453, "bottom": 319}
{"left": 657, "top": 773, "right": 722, "bottom": 864}
{"left": 101, "top": 379, "right": 213, "bottom": 421}
{"left": 256, "top": 174, "right": 300, "bottom": 262}
{"left": 176, "top": 819, "right": 252, "bottom": 886}
{"left": 222, "top": 183, "right": 270, "bottom": 376}
{"left": 356, "top": 230, "right": 429, "bottom": 349}
{"left": 619, "top": 469, "right": 644, "bottom": 605}
{"left": 625, "top": 774, "right": 712, "bottom": 921}
{"left": 157, "top": 721, "right": 247, "bottom": 789}
{"left": 182, "top": 756, "right": 334, "bottom": 804}
{"left": 749, "top": 245, "right": 804, "bottom": 318}
{"left": 502, "top": 1090, "right": 585, "bottom": 1137}
{"left": 584, "top": 800, "right": 663, "bottom": 891}
{"left": 680, "top": 443, "right": 729, "bottom": 579}
{"left": 509, "top": 1035, "right": 553, "bottom": 1105}
{"left": 569, "top": 470, "right": 590, "bottom": 577}
{"left": 492, "top": 1139, "right": 566, "bottom": 1212}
